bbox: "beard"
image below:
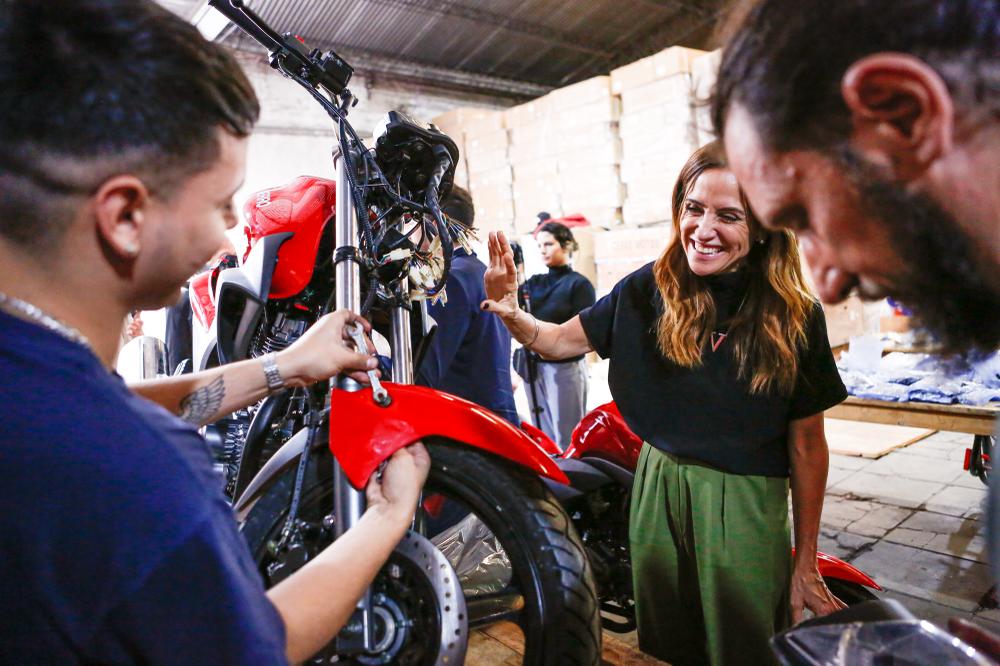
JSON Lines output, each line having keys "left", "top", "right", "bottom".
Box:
{"left": 839, "top": 148, "right": 1000, "bottom": 354}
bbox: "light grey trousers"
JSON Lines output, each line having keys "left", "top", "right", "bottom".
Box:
{"left": 516, "top": 354, "right": 589, "bottom": 450}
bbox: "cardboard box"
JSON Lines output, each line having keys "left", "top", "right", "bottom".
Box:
{"left": 513, "top": 191, "right": 562, "bottom": 229}
{"left": 468, "top": 165, "right": 513, "bottom": 189}
{"left": 504, "top": 96, "right": 553, "bottom": 128}
{"left": 620, "top": 151, "right": 692, "bottom": 186}
{"left": 822, "top": 297, "right": 866, "bottom": 348}
{"left": 559, "top": 167, "right": 625, "bottom": 207}
{"left": 554, "top": 97, "right": 622, "bottom": 130}
{"left": 596, "top": 258, "right": 651, "bottom": 296}
{"left": 465, "top": 129, "right": 509, "bottom": 155}
{"left": 594, "top": 224, "right": 673, "bottom": 261}
{"left": 513, "top": 159, "right": 558, "bottom": 188}
{"left": 466, "top": 149, "right": 510, "bottom": 175}
{"left": 622, "top": 194, "right": 674, "bottom": 226}
{"left": 610, "top": 46, "right": 705, "bottom": 94}
{"left": 465, "top": 110, "right": 507, "bottom": 137}
{"left": 548, "top": 75, "right": 613, "bottom": 110}
{"left": 555, "top": 141, "right": 623, "bottom": 171}
{"left": 553, "top": 122, "right": 620, "bottom": 153}
{"left": 619, "top": 101, "right": 696, "bottom": 138}
{"left": 620, "top": 73, "right": 693, "bottom": 115}
{"left": 432, "top": 107, "right": 505, "bottom": 137}
{"left": 691, "top": 49, "right": 722, "bottom": 145}
{"left": 570, "top": 225, "right": 603, "bottom": 286}
{"left": 592, "top": 224, "right": 672, "bottom": 293}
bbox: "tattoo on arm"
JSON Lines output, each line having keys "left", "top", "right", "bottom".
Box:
{"left": 179, "top": 376, "right": 226, "bottom": 425}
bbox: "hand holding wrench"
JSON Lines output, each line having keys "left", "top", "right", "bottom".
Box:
{"left": 348, "top": 321, "right": 391, "bottom": 407}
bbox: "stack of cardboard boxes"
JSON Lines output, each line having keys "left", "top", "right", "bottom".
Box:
{"left": 614, "top": 46, "right": 704, "bottom": 227}
{"left": 432, "top": 107, "right": 514, "bottom": 237}
{"left": 549, "top": 76, "right": 624, "bottom": 229}
{"left": 691, "top": 49, "right": 722, "bottom": 147}
{"left": 505, "top": 97, "right": 561, "bottom": 233}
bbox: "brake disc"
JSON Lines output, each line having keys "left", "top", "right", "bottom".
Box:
{"left": 356, "top": 530, "right": 467, "bottom": 666}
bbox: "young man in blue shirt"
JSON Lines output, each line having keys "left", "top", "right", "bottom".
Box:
{"left": 0, "top": 1, "right": 427, "bottom": 663}
{"left": 416, "top": 186, "right": 520, "bottom": 425}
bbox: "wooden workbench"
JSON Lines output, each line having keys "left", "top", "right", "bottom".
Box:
{"left": 827, "top": 396, "right": 998, "bottom": 436}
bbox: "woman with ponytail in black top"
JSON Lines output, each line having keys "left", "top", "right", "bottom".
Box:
{"left": 515, "top": 221, "right": 595, "bottom": 449}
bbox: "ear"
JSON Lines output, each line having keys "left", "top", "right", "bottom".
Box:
{"left": 841, "top": 53, "right": 954, "bottom": 182}
{"left": 91, "top": 175, "right": 150, "bottom": 260}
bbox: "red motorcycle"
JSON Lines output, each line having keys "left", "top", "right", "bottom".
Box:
{"left": 530, "top": 401, "right": 881, "bottom": 632}
{"left": 196, "top": 2, "right": 600, "bottom": 664}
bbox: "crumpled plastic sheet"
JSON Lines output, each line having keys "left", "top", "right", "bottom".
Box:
{"left": 773, "top": 619, "right": 993, "bottom": 666}
{"left": 839, "top": 350, "right": 1000, "bottom": 406}
{"left": 431, "top": 513, "right": 512, "bottom": 597}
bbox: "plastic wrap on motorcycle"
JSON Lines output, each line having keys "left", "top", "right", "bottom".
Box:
{"left": 328, "top": 383, "right": 569, "bottom": 488}
{"left": 771, "top": 618, "right": 992, "bottom": 665}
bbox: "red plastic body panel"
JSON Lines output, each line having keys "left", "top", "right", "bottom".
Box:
{"left": 328, "top": 383, "right": 569, "bottom": 489}
{"left": 564, "top": 401, "right": 643, "bottom": 470}
{"left": 520, "top": 420, "right": 561, "bottom": 456}
{"left": 815, "top": 550, "right": 881, "bottom": 590}
{"left": 243, "top": 176, "right": 336, "bottom": 300}
{"left": 189, "top": 271, "right": 215, "bottom": 330}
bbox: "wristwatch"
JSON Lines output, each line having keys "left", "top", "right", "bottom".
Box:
{"left": 260, "top": 352, "right": 285, "bottom": 393}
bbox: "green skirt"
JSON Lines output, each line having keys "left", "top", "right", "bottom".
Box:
{"left": 630, "top": 443, "right": 792, "bottom": 665}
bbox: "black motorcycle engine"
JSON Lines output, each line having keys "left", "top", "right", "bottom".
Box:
{"left": 206, "top": 309, "right": 312, "bottom": 496}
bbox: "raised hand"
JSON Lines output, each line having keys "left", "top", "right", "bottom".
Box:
{"left": 481, "top": 231, "right": 521, "bottom": 320}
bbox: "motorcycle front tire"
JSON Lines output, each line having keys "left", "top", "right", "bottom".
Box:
{"left": 240, "top": 437, "right": 602, "bottom": 666}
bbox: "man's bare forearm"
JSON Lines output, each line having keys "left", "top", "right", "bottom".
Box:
{"left": 267, "top": 504, "right": 412, "bottom": 664}
{"left": 129, "top": 358, "right": 273, "bottom": 426}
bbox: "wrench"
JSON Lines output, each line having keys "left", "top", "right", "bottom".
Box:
{"left": 348, "top": 322, "right": 391, "bottom": 407}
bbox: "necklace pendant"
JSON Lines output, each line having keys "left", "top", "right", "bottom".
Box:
{"left": 710, "top": 331, "right": 727, "bottom": 352}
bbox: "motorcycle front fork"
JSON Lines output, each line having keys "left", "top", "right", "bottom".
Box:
{"left": 330, "top": 149, "right": 417, "bottom": 653}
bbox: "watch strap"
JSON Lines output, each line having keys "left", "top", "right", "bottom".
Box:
{"left": 260, "top": 352, "right": 284, "bottom": 392}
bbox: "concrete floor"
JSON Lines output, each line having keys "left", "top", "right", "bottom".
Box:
{"left": 818, "top": 428, "right": 998, "bottom": 633}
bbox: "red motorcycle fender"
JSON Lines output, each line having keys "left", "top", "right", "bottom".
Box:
{"left": 329, "top": 383, "right": 569, "bottom": 489}
{"left": 520, "top": 420, "right": 561, "bottom": 456}
{"left": 815, "top": 551, "right": 882, "bottom": 590}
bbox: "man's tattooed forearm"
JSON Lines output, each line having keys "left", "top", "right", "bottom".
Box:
{"left": 179, "top": 376, "right": 226, "bottom": 425}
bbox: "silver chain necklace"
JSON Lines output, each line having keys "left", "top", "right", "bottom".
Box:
{"left": 0, "top": 292, "right": 93, "bottom": 351}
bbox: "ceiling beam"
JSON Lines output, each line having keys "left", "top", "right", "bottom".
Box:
{"left": 365, "top": 0, "right": 616, "bottom": 59}
{"left": 608, "top": 6, "right": 724, "bottom": 69}
{"left": 232, "top": 33, "right": 551, "bottom": 99}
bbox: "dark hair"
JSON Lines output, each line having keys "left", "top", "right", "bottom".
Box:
{"left": 711, "top": 0, "right": 1000, "bottom": 153}
{"left": 0, "top": 0, "right": 260, "bottom": 252}
{"left": 442, "top": 184, "right": 475, "bottom": 229}
{"left": 535, "top": 221, "right": 578, "bottom": 253}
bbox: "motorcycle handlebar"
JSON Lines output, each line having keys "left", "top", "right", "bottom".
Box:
{"left": 207, "top": 0, "right": 353, "bottom": 95}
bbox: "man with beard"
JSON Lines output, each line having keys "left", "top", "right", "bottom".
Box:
{"left": 0, "top": 1, "right": 428, "bottom": 662}
{"left": 712, "top": 0, "right": 999, "bottom": 355}
{"left": 711, "top": 0, "right": 1000, "bottom": 649}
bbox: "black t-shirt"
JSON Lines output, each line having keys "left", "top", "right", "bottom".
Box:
{"left": 522, "top": 265, "right": 596, "bottom": 363}
{"left": 579, "top": 263, "right": 847, "bottom": 477}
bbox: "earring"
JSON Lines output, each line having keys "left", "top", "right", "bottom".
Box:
{"left": 123, "top": 244, "right": 139, "bottom": 257}
{"left": 757, "top": 237, "right": 766, "bottom": 245}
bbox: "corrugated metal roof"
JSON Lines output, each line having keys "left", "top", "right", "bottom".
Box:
{"left": 207, "top": 0, "right": 726, "bottom": 100}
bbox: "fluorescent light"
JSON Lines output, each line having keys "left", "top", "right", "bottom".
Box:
{"left": 192, "top": 4, "right": 231, "bottom": 41}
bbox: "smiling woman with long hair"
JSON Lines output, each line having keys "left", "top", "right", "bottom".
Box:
{"left": 482, "top": 141, "right": 848, "bottom": 665}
